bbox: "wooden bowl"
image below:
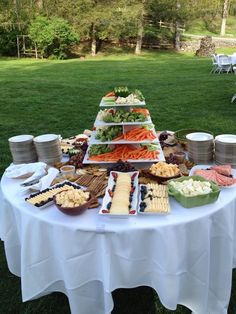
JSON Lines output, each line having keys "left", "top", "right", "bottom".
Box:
{"left": 143, "top": 169, "right": 181, "bottom": 184}
{"left": 54, "top": 192, "right": 96, "bottom": 216}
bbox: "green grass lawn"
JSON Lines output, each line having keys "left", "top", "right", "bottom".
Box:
{"left": 187, "top": 16, "right": 236, "bottom": 37}
{"left": 0, "top": 51, "right": 236, "bottom": 313}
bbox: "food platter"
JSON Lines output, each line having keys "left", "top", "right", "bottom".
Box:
{"left": 94, "top": 114, "right": 153, "bottom": 127}
{"left": 83, "top": 144, "right": 165, "bottom": 164}
{"left": 90, "top": 128, "right": 159, "bottom": 145}
{"left": 189, "top": 164, "right": 236, "bottom": 188}
{"left": 99, "top": 99, "right": 146, "bottom": 107}
{"left": 99, "top": 171, "right": 139, "bottom": 217}
{"left": 25, "top": 181, "right": 81, "bottom": 208}
{"left": 138, "top": 184, "right": 170, "bottom": 215}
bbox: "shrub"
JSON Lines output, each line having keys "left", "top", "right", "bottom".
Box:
{"left": 29, "top": 16, "right": 79, "bottom": 59}
{"left": 0, "top": 27, "right": 20, "bottom": 56}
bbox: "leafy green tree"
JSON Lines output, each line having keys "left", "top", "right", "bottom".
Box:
{"left": 29, "top": 15, "right": 79, "bottom": 59}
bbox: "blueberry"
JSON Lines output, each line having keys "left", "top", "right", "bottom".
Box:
{"left": 107, "top": 202, "right": 112, "bottom": 209}
{"left": 128, "top": 204, "right": 132, "bottom": 209}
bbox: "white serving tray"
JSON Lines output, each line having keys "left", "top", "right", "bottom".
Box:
{"left": 189, "top": 164, "right": 236, "bottom": 188}
{"left": 82, "top": 144, "right": 165, "bottom": 164}
{"left": 94, "top": 114, "right": 153, "bottom": 127}
{"left": 138, "top": 184, "right": 170, "bottom": 215}
{"left": 90, "top": 129, "right": 159, "bottom": 145}
{"left": 25, "top": 181, "right": 81, "bottom": 209}
{"left": 99, "top": 171, "right": 139, "bottom": 217}
{"left": 99, "top": 99, "right": 146, "bottom": 107}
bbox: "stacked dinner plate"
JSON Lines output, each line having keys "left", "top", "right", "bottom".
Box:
{"left": 215, "top": 134, "right": 236, "bottom": 167}
{"left": 34, "top": 134, "right": 62, "bottom": 165}
{"left": 8, "top": 135, "right": 37, "bottom": 164}
{"left": 186, "top": 132, "right": 214, "bottom": 164}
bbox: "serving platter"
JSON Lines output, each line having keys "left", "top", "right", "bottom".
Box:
{"left": 83, "top": 145, "right": 165, "bottom": 164}
{"left": 99, "top": 99, "right": 146, "bottom": 107}
{"left": 99, "top": 171, "right": 139, "bottom": 217}
{"left": 90, "top": 128, "right": 159, "bottom": 145}
{"left": 94, "top": 113, "right": 153, "bottom": 127}
{"left": 138, "top": 184, "right": 170, "bottom": 215}
{"left": 189, "top": 164, "right": 236, "bottom": 188}
{"left": 25, "top": 181, "right": 82, "bottom": 208}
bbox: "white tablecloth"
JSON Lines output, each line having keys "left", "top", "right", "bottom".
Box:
{"left": 1, "top": 174, "right": 236, "bottom": 314}
{"left": 230, "top": 53, "right": 236, "bottom": 65}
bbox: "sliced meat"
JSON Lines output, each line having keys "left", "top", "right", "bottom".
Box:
{"left": 194, "top": 169, "right": 218, "bottom": 183}
{"left": 211, "top": 165, "right": 232, "bottom": 176}
{"left": 194, "top": 168, "right": 236, "bottom": 186}
{"left": 215, "top": 172, "right": 236, "bottom": 186}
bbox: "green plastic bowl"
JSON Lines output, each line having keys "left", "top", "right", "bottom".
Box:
{"left": 168, "top": 175, "right": 220, "bottom": 208}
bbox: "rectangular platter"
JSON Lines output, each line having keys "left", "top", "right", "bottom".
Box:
{"left": 83, "top": 145, "right": 165, "bottom": 164}
{"left": 99, "top": 171, "right": 139, "bottom": 217}
{"left": 94, "top": 113, "right": 153, "bottom": 127}
{"left": 99, "top": 99, "right": 146, "bottom": 107}
{"left": 25, "top": 181, "right": 81, "bottom": 209}
{"left": 138, "top": 184, "right": 170, "bottom": 215}
{"left": 89, "top": 129, "right": 159, "bottom": 145}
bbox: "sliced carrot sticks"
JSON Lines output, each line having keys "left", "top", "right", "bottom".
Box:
{"left": 112, "top": 127, "right": 156, "bottom": 141}
{"left": 89, "top": 145, "right": 159, "bottom": 161}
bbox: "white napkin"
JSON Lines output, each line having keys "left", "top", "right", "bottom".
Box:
{"left": 5, "top": 162, "right": 47, "bottom": 179}
{"left": 21, "top": 167, "right": 59, "bottom": 193}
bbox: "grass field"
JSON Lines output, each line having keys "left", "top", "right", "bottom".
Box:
{"left": 0, "top": 51, "right": 236, "bottom": 313}
{"left": 187, "top": 16, "right": 236, "bottom": 37}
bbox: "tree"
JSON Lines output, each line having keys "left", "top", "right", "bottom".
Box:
{"left": 29, "top": 15, "right": 79, "bottom": 59}
{"left": 220, "top": 0, "right": 230, "bottom": 36}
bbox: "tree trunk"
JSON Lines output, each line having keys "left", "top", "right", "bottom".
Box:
{"left": 135, "top": 3, "right": 145, "bottom": 55}
{"left": 174, "top": 0, "right": 181, "bottom": 51}
{"left": 135, "top": 22, "right": 143, "bottom": 55}
{"left": 220, "top": 0, "right": 229, "bottom": 36}
{"left": 91, "top": 23, "right": 96, "bottom": 56}
{"left": 174, "top": 21, "right": 181, "bottom": 51}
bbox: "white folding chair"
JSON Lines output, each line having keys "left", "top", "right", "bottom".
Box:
{"left": 218, "top": 55, "right": 232, "bottom": 74}
{"left": 210, "top": 54, "right": 219, "bottom": 73}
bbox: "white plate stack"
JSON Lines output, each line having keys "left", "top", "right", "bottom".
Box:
{"left": 34, "top": 134, "right": 62, "bottom": 165}
{"left": 8, "top": 135, "right": 37, "bottom": 164}
{"left": 215, "top": 134, "right": 236, "bottom": 167}
{"left": 186, "top": 132, "right": 214, "bottom": 164}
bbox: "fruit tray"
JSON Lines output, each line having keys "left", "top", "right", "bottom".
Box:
{"left": 99, "top": 171, "right": 139, "bottom": 218}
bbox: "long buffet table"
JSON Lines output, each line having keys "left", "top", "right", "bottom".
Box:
{"left": 0, "top": 172, "right": 236, "bottom": 314}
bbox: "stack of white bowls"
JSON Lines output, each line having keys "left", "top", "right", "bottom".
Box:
{"left": 8, "top": 135, "right": 37, "bottom": 164}
{"left": 215, "top": 134, "right": 236, "bottom": 167}
{"left": 34, "top": 134, "right": 62, "bottom": 165}
{"left": 186, "top": 132, "right": 214, "bottom": 164}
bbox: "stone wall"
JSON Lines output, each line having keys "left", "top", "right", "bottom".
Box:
{"left": 180, "top": 37, "right": 236, "bottom": 53}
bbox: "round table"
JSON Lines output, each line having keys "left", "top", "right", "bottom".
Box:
{"left": 0, "top": 173, "right": 236, "bottom": 314}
